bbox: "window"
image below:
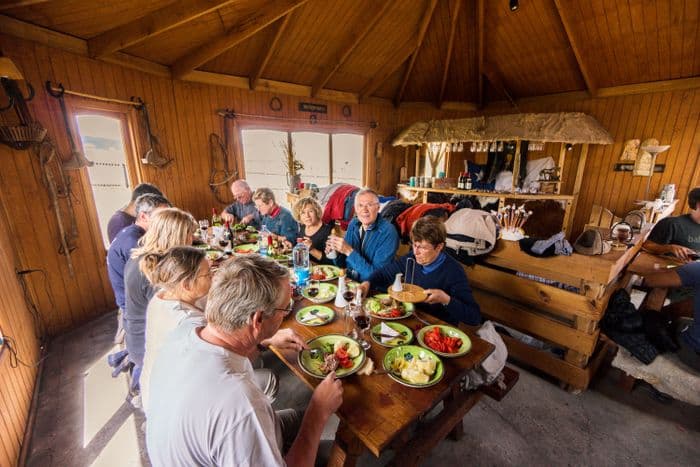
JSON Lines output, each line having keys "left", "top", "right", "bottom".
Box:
{"left": 241, "top": 129, "right": 364, "bottom": 207}
{"left": 75, "top": 114, "right": 133, "bottom": 247}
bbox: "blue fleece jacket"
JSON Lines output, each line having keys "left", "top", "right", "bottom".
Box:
{"left": 261, "top": 206, "right": 299, "bottom": 243}
{"left": 368, "top": 251, "right": 482, "bottom": 326}
{"left": 107, "top": 224, "right": 145, "bottom": 310}
{"left": 333, "top": 216, "right": 399, "bottom": 281}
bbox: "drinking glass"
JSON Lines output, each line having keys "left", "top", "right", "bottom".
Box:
{"left": 350, "top": 303, "right": 371, "bottom": 350}
{"left": 307, "top": 279, "right": 320, "bottom": 299}
{"left": 198, "top": 219, "right": 209, "bottom": 243}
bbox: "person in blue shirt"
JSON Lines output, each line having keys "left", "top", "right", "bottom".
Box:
{"left": 220, "top": 179, "right": 261, "bottom": 229}
{"left": 359, "top": 216, "right": 481, "bottom": 326}
{"left": 253, "top": 187, "right": 299, "bottom": 245}
{"left": 644, "top": 262, "right": 700, "bottom": 372}
{"left": 326, "top": 189, "right": 399, "bottom": 282}
{"left": 106, "top": 183, "right": 163, "bottom": 244}
{"left": 107, "top": 193, "right": 171, "bottom": 344}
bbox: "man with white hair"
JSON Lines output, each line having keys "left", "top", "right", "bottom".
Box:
{"left": 327, "top": 188, "right": 399, "bottom": 281}
{"left": 146, "top": 255, "right": 343, "bottom": 466}
{"left": 221, "top": 179, "right": 260, "bottom": 228}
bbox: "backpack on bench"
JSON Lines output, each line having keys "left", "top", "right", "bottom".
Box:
{"left": 444, "top": 208, "right": 499, "bottom": 264}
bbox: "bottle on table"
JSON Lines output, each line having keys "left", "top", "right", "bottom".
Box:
{"left": 334, "top": 270, "right": 348, "bottom": 308}
{"left": 293, "top": 238, "right": 310, "bottom": 287}
{"left": 259, "top": 225, "right": 271, "bottom": 256}
{"left": 211, "top": 208, "right": 222, "bottom": 227}
{"left": 222, "top": 221, "right": 233, "bottom": 253}
{"left": 326, "top": 220, "right": 343, "bottom": 260}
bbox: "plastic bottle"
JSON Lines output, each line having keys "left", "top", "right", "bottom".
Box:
{"left": 259, "top": 225, "right": 270, "bottom": 256}
{"left": 292, "top": 238, "right": 310, "bottom": 287}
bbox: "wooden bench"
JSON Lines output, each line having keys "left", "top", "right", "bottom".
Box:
{"left": 479, "top": 366, "right": 520, "bottom": 401}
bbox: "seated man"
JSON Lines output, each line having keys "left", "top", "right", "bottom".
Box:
{"left": 643, "top": 187, "right": 700, "bottom": 261}
{"left": 220, "top": 179, "right": 261, "bottom": 228}
{"left": 327, "top": 189, "right": 399, "bottom": 282}
{"left": 253, "top": 187, "right": 299, "bottom": 245}
{"left": 146, "top": 255, "right": 343, "bottom": 466}
{"left": 107, "top": 183, "right": 163, "bottom": 243}
{"left": 106, "top": 193, "right": 170, "bottom": 344}
{"left": 644, "top": 262, "right": 700, "bottom": 372}
{"left": 359, "top": 216, "right": 481, "bottom": 326}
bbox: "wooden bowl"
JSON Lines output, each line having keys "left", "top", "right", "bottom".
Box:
{"left": 388, "top": 283, "right": 427, "bottom": 303}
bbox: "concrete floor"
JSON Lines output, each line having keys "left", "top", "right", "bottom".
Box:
{"left": 25, "top": 311, "right": 700, "bottom": 467}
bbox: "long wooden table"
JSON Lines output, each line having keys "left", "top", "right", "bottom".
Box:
{"left": 270, "top": 298, "right": 495, "bottom": 466}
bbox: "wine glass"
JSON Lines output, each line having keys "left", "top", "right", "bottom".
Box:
{"left": 198, "top": 219, "right": 209, "bottom": 243}
{"left": 307, "top": 279, "right": 320, "bottom": 299}
{"left": 351, "top": 303, "right": 371, "bottom": 350}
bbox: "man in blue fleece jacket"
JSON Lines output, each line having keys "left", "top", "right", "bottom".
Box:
{"left": 327, "top": 189, "right": 399, "bottom": 282}
{"left": 359, "top": 216, "right": 481, "bottom": 326}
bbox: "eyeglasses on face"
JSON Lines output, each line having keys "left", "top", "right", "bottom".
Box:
{"left": 412, "top": 242, "right": 436, "bottom": 252}
{"left": 356, "top": 202, "right": 379, "bottom": 210}
{"left": 272, "top": 299, "right": 294, "bottom": 316}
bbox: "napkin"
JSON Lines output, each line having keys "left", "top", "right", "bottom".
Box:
{"left": 380, "top": 322, "right": 400, "bottom": 344}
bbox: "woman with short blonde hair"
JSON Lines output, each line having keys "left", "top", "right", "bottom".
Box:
{"left": 123, "top": 207, "right": 197, "bottom": 395}
{"left": 293, "top": 197, "right": 334, "bottom": 264}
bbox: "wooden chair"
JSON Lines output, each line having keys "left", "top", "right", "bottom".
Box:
{"left": 585, "top": 204, "right": 622, "bottom": 230}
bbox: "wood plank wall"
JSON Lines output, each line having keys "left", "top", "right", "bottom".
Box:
{"left": 0, "top": 195, "right": 40, "bottom": 467}
{"left": 0, "top": 32, "right": 465, "bottom": 338}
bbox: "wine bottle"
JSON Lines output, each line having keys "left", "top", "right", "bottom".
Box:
{"left": 211, "top": 208, "right": 222, "bottom": 227}
{"left": 465, "top": 171, "right": 472, "bottom": 190}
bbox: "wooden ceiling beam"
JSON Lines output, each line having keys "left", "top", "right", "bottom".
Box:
{"left": 482, "top": 62, "right": 516, "bottom": 107}
{"left": 0, "top": 0, "right": 49, "bottom": 10}
{"left": 249, "top": 14, "right": 292, "bottom": 91}
{"left": 171, "top": 0, "right": 308, "bottom": 79}
{"left": 360, "top": 38, "right": 418, "bottom": 103}
{"left": 395, "top": 0, "right": 439, "bottom": 106}
{"left": 311, "top": 1, "right": 393, "bottom": 97}
{"left": 88, "top": 0, "right": 238, "bottom": 59}
{"left": 476, "top": 0, "right": 485, "bottom": 108}
{"left": 438, "top": 0, "right": 462, "bottom": 107}
{"left": 553, "top": 0, "right": 597, "bottom": 96}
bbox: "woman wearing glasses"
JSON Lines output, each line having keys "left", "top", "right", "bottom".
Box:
{"left": 359, "top": 216, "right": 481, "bottom": 326}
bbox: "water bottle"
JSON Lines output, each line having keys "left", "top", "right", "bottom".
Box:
{"left": 259, "top": 225, "right": 270, "bottom": 256}
{"left": 292, "top": 238, "right": 310, "bottom": 287}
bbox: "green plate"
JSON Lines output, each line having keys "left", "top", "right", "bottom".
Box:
{"left": 383, "top": 345, "right": 444, "bottom": 388}
{"left": 310, "top": 265, "right": 342, "bottom": 282}
{"left": 233, "top": 243, "right": 259, "bottom": 254}
{"left": 416, "top": 325, "right": 472, "bottom": 358}
{"left": 298, "top": 334, "right": 366, "bottom": 379}
{"left": 295, "top": 305, "right": 334, "bottom": 326}
{"left": 302, "top": 282, "right": 337, "bottom": 304}
{"left": 270, "top": 253, "right": 292, "bottom": 263}
{"left": 371, "top": 322, "right": 413, "bottom": 347}
{"left": 194, "top": 243, "right": 210, "bottom": 250}
{"left": 364, "top": 294, "right": 414, "bottom": 320}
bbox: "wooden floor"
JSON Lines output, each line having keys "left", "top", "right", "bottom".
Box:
{"left": 24, "top": 311, "right": 700, "bottom": 467}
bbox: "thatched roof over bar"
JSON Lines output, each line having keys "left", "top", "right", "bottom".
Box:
{"left": 392, "top": 112, "right": 614, "bottom": 146}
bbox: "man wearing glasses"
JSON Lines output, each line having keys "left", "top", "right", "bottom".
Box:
{"left": 146, "top": 255, "right": 343, "bottom": 467}
{"left": 326, "top": 189, "right": 399, "bottom": 281}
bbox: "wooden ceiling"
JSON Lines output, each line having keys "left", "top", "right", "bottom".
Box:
{"left": 1, "top": 0, "right": 699, "bottom": 107}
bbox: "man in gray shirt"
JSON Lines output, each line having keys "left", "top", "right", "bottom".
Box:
{"left": 146, "top": 255, "right": 343, "bottom": 466}
{"left": 221, "top": 179, "right": 261, "bottom": 228}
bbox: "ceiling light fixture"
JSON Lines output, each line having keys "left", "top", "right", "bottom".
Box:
{"left": 566, "top": 143, "right": 574, "bottom": 151}
{"left": 509, "top": 0, "right": 519, "bottom": 11}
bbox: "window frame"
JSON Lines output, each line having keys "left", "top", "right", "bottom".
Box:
{"left": 236, "top": 119, "right": 368, "bottom": 187}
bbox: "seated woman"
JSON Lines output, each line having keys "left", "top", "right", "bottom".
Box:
{"left": 253, "top": 187, "right": 299, "bottom": 246}
{"left": 293, "top": 197, "right": 334, "bottom": 264}
{"left": 359, "top": 216, "right": 481, "bottom": 326}
{"left": 139, "top": 246, "right": 280, "bottom": 412}
{"left": 124, "top": 208, "right": 198, "bottom": 395}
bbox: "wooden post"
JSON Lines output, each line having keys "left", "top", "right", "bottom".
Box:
{"left": 511, "top": 140, "right": 522, "bottom": 191}
{"left": 566, "top": 143, "right": 589, "bottom": 234}
{"left": 557, "top": 142, "right": 567, "bottom": 194}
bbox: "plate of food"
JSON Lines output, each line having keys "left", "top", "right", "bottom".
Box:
{"left": 298, "top": 335, "right": 366, "bottom": 378}
{"left": 310, "top": 265, "right": 342, "bottom": 282}
{"left": 383, "top": 345, "right": 443, "bottom": 388}
{"left": 364, "top": 294, "right": 414, "bottom": 320}
{"left": 301, "top": 282, "right": 337, "bottom": 303}
{"left": 295, "top": 305, "right": 334, "bottom": 326}
{"left": 205, "top": 249, "right": 224, "bottom": 261}
{"left": 233, "top": 243, "right": 259, "bottom": 254}
{"left": 417, "top": 325, "right": 471, "bottom": 358}
{"left": 270, "top": 253, "right": 292, "bottom": 264}
{"left": 371, "top": 321, "right": 413, "bottom": 347}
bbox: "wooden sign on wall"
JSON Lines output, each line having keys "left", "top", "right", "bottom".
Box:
{"left": 298, "top": 102, "right": 327, "bottom": 113}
